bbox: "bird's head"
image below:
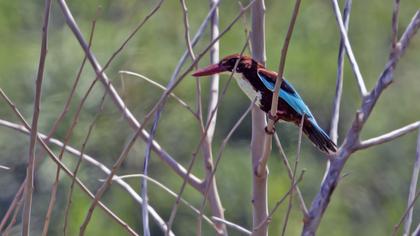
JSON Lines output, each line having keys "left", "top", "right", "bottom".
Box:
{"left": 192, "top": 54, "right": 258, "bottom": 77}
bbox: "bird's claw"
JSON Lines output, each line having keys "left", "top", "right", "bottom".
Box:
{"left": 264, "top": 126, "right": 275, "bottom": 135}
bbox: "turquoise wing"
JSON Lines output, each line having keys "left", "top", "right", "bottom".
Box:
{"left": 256, "top": 71, "right": 315, "bottom": 120}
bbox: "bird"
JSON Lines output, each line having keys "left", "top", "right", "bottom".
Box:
{"left": 192, "top": 54, "right": 337, "bottom": 154}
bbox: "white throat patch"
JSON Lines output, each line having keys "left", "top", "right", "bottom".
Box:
{"left": 233, "top": 73, "right": 262, "bottom": 106}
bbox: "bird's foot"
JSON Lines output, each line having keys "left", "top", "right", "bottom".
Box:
{"left": 264, "top": 126, "right": 276, "bottom": 135}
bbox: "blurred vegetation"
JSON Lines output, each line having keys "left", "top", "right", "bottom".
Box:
{"left": 0, "top": 0, "right": 419, "bottom": 235}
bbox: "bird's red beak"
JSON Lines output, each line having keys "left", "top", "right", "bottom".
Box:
{"left": 192, "top": 64, "right": 227, "bottom": 77}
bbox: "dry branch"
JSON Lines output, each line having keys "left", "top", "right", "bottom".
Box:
{"left": 212, "top": 217, "right": 252, "bottom": 235}
{"left": 273, "top": 134, "right": 308, "bottom": 215}
{"left": 0, "top": 90, "right": 138, "bottom": 236}
{"left": 22, "top": 1, "right": 51, "bottom": 235}
{"left": 329, "top": 0, "right": 352, "bottom": 144}
{"left": 257, "top": 0, "right": 302, "bottom": 177}
{"left": 0, "top": 118, "right": 174, "bottom": 236}
{"left": 331, "top": 0, "right": 367, "bottom": 97}
{"left": 356, "top": 122, "right": 420, "bottom": 150}
{"left": 250, "top": 1, "right": 268, "bottom": 235}
{"left": 403, "top": 129, "right": 420, "bottom": 236}
{"left": 281, "top": 116, "right": 304, "bottom": 236}
{"left": 0, "top": 183, "right": 24, "bottom": 233}
{"left": 302, "top": 9, "right": 420, "bottom": 236}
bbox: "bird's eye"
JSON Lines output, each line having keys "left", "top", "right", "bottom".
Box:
{"left": 235, "top": 66, "right": 240, "bottom": 72}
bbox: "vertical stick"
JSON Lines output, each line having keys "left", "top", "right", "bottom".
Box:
{"left": 403, "top": 129, "right": 420, "bottom": 236}
{"left": 22, "top": 0, "right": 51, "bottom": 235}
{"left": 250, "top": 1, "right": 268, "bottom": 235}
{"left": 200, "top": 0, "right": 227, "bottom": 235}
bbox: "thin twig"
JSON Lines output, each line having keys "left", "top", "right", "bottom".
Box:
{"left": 197, "top": 99, "right": 255, "bottom": 232}
{"left": 22, "top": 1, "right": 51, "bottom": 235}
{"left": 62, "top": 91, "right": 107, "bottom": 236}
{"left": 196, "top": 0, "right": 225, "bottom": 234}
{"left": 412, "top": 223, "right": 420, "bottom": 236}
{"left": 119, "top": 71, "right": 197, "bottom": 117}
{"left": 254, "top": 170, "right": 305, "bottom": 231}
{"left": 78, "top": 119, "right": 151, "bottom": 235}
{"left": 105, "top": 174, "right": 216, "bottom": 230}
{"left": 44, "top": 15, "right": 98, "bottom": 236}
{"left": 356, "top": 121, "right": 420, "bottom": 150}
{"left": 403, "top": 129, "right": 420, "bottom": 236}
{"left": 47, "top": 1, "right": 165, "bottom": 231}
{"left": 329, "top": 0, "right": 352, "bottom": 144}
{"left": 302, "top": 10, "right": 420, "bottom": 235}
{"left": 170, "top": 0, "right": 221, "bottom": 82}
{"left": 141, "top": 117, "right": 158, "bottom": 236}
{"left": 45, "top": 8, "right": 99, "bottom": 140}
{"left": 58, "top": 0, "right": 200, "bottom": 193}
{"left": 257, "top": 0, "right": 302, "bottom": 176}
{"left": 59, "top": 0, "right": 249, "bottom": 193}
{"left": 212, "top": 217, "right": 252, "bottom": 236}
{"left": 273, "top": 134, "right": 308, "bottom": 216}
{"left": 331, "top": 0, "right": 367, "bottom": 97}
{"left": 166, "top": 36, "right": 251, "bottom": 235}
{"left": 180, "top": 0, "right": 196, "bottom": 62}
{"left": 4, "top": 193, "right": 24, "bottom": 236}
{"left": 390, "top": 0, "right": 401, "bottom": 58}
{"left": 0, "top": 89, "right": 138, "bottom": 236}
{"left": 281, "top": 116, "right": 304, "bottom": 236}
{"left": 0, "top": 183, "right": 25, "bottom": 232}
{"left": 0, "top": 118, "right": 173, "bottom": 235}
{"left": 393, "top": 190, "right": 420, "bottom": 236}
{"left": 0, "top": 165, "right": 10, "bottom": 170}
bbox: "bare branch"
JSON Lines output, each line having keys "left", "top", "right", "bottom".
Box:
{"left": 163, "top": 1, "right": 257, "bottom": 229}
{"left": 413, "top": 223, "right": 420, "bottom": 236}
{"left": 0, "top": 91, "right": 138, "bottom": 235}
{"left": 0, "top": 183, "right": 24, "bottom": 232}
{"left": 22, "top": 1, "right": 51, "bottom": 235}
{"left": 180, "top": 0, "right": 196, "bottom": 62}
{"left": 212, "top": 217, "right": 252, "bottom": 236}
{"left": 4, "top": 193, "right": 24, "bottom": 235}
{"left": 0, "top": 118, "right": 173, "bottom": 236}
{"left": 257, "top": 0, "right": 302, "bottom": 176}
{"left": 170, "top": 0, "right": 221, "bottom": 81}
{"left": 390, "top": 0, "right": 401, "bottom": 58}
{"left": 107, "top": 174, "right": 216, "bottom": 230}
{"left": 250, "top": 1, "right": 268, "bottom": 235}
{"left": 254, "top": 170, "right": 305, "bottom": 231}
{"left": 393, "top": 190, "right": 420, "bottom": 236}
{"left": 196, "top": 0, "right": 226, "bottom": 234}
{"left": 403, "top": 129, "right": 420, "bottom": 236}
{"left": 63, "top": 91, "right": 107, "bottom": 236}
{"left": 330, "top": 0, "right": 352, "bottom": 144}
{"left": 167, "top": 37, "right": 250, "bottom": 235}
{"left": 302, "top": 10, "right": 420, "bottom": 235}
{"left": 198, "top": 99, "right": 255, "bottom": 231}
{"left": 331, "top": 0, "right": 367, "bottom": 96}
{"left": 58, "top": 0, "right": 250, "bottom": 193}
{"left": 44, "top": 15, "right": 98, "bottom": 236}
{"left": 356, "top": 122, "right": 420, "bottom": 150}
{"left": 0, "top": 165, "right": 10, "bottom": 170}
{"left": 273, "top": 134, "right": 308, "bottom": 216}
{"left": 119, "top": 71, "right": 197, "bottom": 117}
{"left": 206, "top": 0, "right": 221, "bottom": 144}
{"left": 78, "top": 118, "right": 153, "bottom": 234}
{"left": 281, "top": 116, "right": 304, "bottom": 236}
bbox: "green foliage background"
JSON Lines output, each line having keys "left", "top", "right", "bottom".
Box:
{"left": 0, "top": 0, "right": 419, "bottom": 235}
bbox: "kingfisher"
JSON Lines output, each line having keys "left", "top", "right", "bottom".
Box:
{"left": 192, "top": 54, "right": 337, "bottom": 154}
